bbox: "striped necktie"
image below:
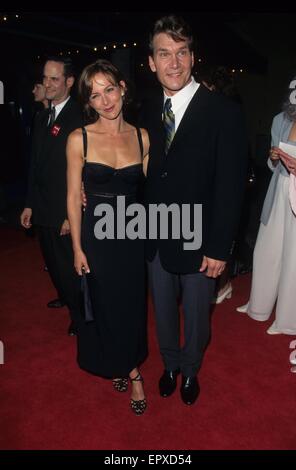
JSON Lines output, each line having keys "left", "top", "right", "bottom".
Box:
{"left": 48, "top": 105, "right": 56, "bottom": 128}
{"left": 163, "top": 98, "right": 175, "bottom": 154}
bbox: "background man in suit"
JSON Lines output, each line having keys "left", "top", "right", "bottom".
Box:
{"left": 143, "top": 15, "right": 248, "bottom": 404}
{"left": 20, "top": 57, "right": 83, "bottom": 335}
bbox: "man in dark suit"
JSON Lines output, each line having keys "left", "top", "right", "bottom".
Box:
{"left": 142, "top": 16, "right": 248, "bottom": 404}
{"left": 20, "top": 57, "right": 83, "bottom": 335}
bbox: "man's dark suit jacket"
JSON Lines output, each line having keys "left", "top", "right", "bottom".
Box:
{"left": 26, "top": 97, "right": 83, "bottom": 228}
{"left": 142, "top": 84, "right": 248, "bottom": 274}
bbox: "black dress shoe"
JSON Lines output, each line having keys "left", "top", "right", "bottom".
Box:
{"left": 68, "top": 322, "right": 78, "bottom": 336}
{"left": 47, "top": 298, "right": 66, "bottom": 308}
{"left": 180, "top": 376, "right": 200, "bottom": 405}
{"left": 159, "top": 369, "right": 180, "bottom": 397}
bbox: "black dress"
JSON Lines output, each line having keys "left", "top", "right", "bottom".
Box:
{"left": 77, "top": 127, "right": 147, "bottom": 378}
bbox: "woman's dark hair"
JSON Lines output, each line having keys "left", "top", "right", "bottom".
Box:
{"left": 149, "top": 15, "right": 194, "bottom": 53}
{"left": 282, "top": 75, "right": 296, "bottom": 122}
{"left": 78, "top": 59, "right": 130, "bottom": 123}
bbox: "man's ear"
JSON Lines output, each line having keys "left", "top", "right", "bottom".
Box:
{"left": 149, "top": 55, "right": 156, "bottom": 73}
{"left": 66, "top": 76, "right": 75, "bottom": 89}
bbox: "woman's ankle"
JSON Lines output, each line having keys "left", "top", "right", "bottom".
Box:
{"left": 129, "top": 368, "right": 140, "bottom": 381}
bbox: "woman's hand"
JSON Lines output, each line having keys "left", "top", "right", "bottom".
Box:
{"left": 74, "top": 250, "right": 90, "bottom": 276}
{"left": 277, "top": 149, "right": 296, "bottom": 176}
{"left": 269, "top": 146, "right": 281, "bottom": 165}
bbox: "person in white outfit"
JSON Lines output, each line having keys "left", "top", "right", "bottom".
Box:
{"left": 237, "top": 80, "right": 296, "bottom": 335}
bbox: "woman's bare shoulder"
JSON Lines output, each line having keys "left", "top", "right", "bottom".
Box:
{"left": 68, "top": 127, "right": 83, "bottom": 142}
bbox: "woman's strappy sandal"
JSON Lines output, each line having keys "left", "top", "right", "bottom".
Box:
{"left": 129, "top": 372, "right": 147, "bottom": 415}
{"left": 112, "top": 377, "right": 128, "bottom": 392}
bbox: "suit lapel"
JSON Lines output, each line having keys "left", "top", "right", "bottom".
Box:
{"left": 34, "top": 109, "right": 51, "bottom": 165}
{"left": 152, "top": 93, "right": 165, "bottom": 134}
{"left": 166, "top": 84, "right": 208, "bottom": 157}
{"left": 53, "top": 97, "right": 73, "bottom": 128}
{"left": 41, "top": 98, "right": 73, "bottom": 161}
{"left": 147, "top": 92, "right": 166, "bottom": 156}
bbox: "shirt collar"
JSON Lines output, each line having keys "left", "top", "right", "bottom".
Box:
{"left": 53, "top": 96, "right": 70, "bottom": 116}
{"left": 164, "top": 77, "right": 199, "bottom": 114}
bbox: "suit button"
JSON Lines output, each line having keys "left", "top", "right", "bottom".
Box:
{"left": 161, "top": 171, "right": 168, "bottom": 178}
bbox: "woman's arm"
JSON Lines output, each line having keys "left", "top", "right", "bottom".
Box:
{"left": 66, "top": 129, "right": 90, "bottom": 274}
{"left": 268, "top": 114, "right": 282, "bottom": 170}
{"left": 140, "top": 128, "right": 150, "bottom": 177}
{"left": 269, "top": 146, "right": 281, "bottom": 168}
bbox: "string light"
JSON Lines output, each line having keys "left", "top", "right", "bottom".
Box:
{"left": 0, "top": 14, "right": 139, "bottom": 58}
{"left": 34, "top": 39, "right": 146, "bottom": 60}
{"left": 1, "top": 13, "right": 21, "bottom": 21}
{"left": 1, "top": 13, "right": 249, "bottom": 73}
{"left": 0, "top": 13, "right": 244, "bottom": 70}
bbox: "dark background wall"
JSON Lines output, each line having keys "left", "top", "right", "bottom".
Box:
{"left": 0, "top": 11, "right": 296, "bottom": 224}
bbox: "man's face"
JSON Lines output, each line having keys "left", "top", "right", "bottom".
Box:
{"left": 149, "top": 33, "right": 194, "bottom": 96}
{"left": 43, "top": 61, "right": 74, "bottom": 104}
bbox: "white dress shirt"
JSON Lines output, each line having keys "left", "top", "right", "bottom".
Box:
{"left": 53, "top": 96, "right": 71, "bottom": 120}
{"left": 164, "top": 77, "right": 200, "bottom": 131}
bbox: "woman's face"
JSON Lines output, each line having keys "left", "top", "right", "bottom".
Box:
{"left": 88, "top": 72, "right": 125, "bottom": 120}
{"left": 32, "top": 83, "right": 46, "bottom": 102}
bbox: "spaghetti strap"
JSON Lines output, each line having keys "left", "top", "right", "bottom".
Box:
{"left": 82, "top": 127, "right": 87, "bottom": 162}
{"left": 136, "top": 127, "right": 144, "bottom": 160}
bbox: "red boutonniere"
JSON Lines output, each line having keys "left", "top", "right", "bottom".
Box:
{"left": 51, "top": 125, "right": 61, "bottom": 136}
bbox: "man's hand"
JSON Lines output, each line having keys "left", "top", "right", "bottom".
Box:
{"left": 199, "top": 256, "right": 226, "bottom": 278}
{"left": 60, "top": 219, "right": 71, "bottom": 236}
{"left": 20, "top": 208, "right": 32, "bottom": 229}
{"left": 81, "top": 182, "right": 87, "bottom": 208}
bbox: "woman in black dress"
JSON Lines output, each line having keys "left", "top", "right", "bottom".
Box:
{"left": 67, "top": 59, "right": 149, "bottom": 415}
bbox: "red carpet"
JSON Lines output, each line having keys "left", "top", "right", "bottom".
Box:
{"left": 0, "top": 226, "right": 295, "bottom": 450}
